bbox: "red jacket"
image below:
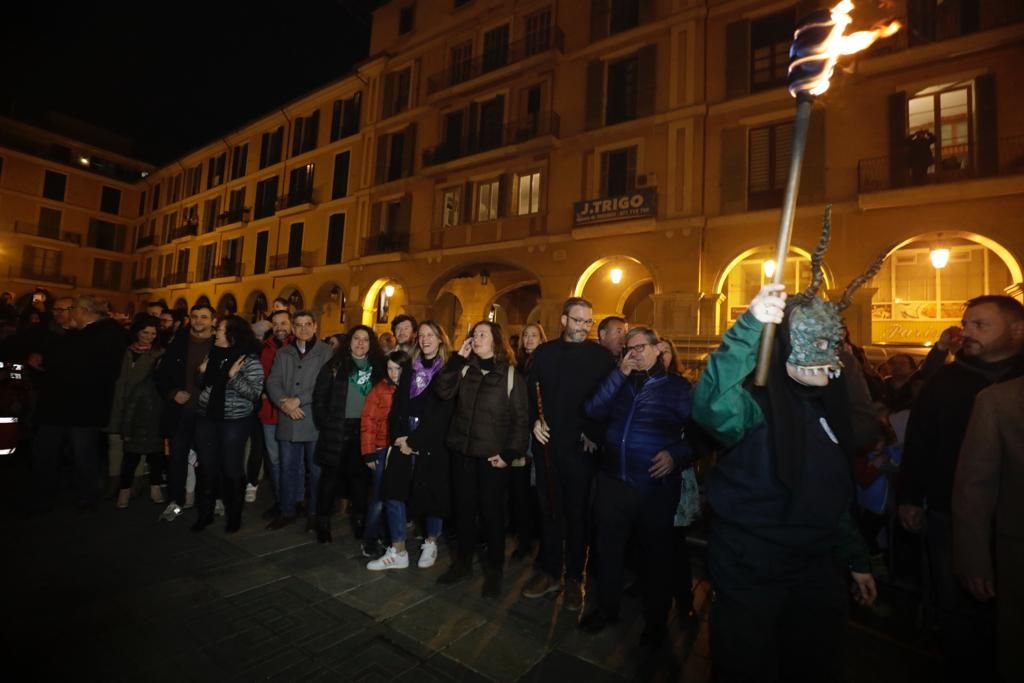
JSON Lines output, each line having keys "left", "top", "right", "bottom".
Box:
{"left": 360, "top": 379, "right": 396, "bottom": 458}
{"left": 258, "top": 334, "right": 293, "bottom": 425}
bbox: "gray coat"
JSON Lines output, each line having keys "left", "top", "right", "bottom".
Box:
{"left": 267, "top": 338, "right": 334, "bottom": 442}
{"left": 106, "top": 348, "right": 165, "bottom": 454}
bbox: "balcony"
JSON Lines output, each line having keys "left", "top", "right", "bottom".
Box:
{"left": 162, "top": 271, "right": 193, "bottom": 287}
{"left": 9, "top": 264, "right": 76, "bottom": 287}
{"left": 131, "top": 276, "right": 156, "bottom": 290}
{"left": 269, "top": 251, "right": 317, "bottom": 271}
{"left": 277, "top": 189, "right": 314, "bottom": 212}
{"left": 170, "top": 222, "right": 198, "bottom": 241}
{"left": 422, "top": 113, "right": 560, "bottom": 167}
{"left": 858, "top": 135, "right": 1024, "bottom": 193}
{"left": 216, "top": 207, "right": 250, "bottom": 228}
{"left": 426, "top": 27, "right": 564, "bottom": 95}
{"left": 212, "top": 261, "right": 243, "bottom": 279}
{"left": 136, "top": 233, "right": 156, "bottom": 249}
{"left": 11, "top": 221, "right": 82, "bottom": 246}
{"left": 362, "top": 232, "right": 410, "bottom": 257}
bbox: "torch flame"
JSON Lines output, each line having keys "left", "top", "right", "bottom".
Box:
{"left": 789, "top": 0, "right": 902, "bottom": 98}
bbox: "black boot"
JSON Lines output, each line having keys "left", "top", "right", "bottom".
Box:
{"left": 437, "top": 559, "right": 472, "bottom": 585}
{"left": 350, "top": 513, "right": 366, "bottom": 540}
{"left": 316, "top": 516, "right": 332, "bottom": 543}
{"left": 482, "top": 569, "right": 502, "bottom": 599}
{"left": 223, "top": 478, "right": 243, "bottom": 533}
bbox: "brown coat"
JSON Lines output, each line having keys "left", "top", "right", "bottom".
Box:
{"left": 953, "top": 375, "right": 1024, "bottom": 580}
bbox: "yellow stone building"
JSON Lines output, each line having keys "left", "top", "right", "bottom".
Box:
{"left": 2, "top": 0, "right": 1022, "bottom": 357}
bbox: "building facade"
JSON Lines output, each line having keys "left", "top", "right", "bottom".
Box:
{"left": 2, "top": 0, "right": 1022, "bottom": 355}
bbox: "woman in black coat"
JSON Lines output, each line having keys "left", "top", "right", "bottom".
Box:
{"left": 311, "top": 325, "right": 385, "bottom": 542}
{"left": 433, "top": 321, "right": 530, "bottom": 597}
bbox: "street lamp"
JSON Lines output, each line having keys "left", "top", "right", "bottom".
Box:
{"left": 762, "top": 259, "right": 777, "bottom": 279}
{"left": 384, "top": 284, "right": 395, "bottom": 298}
{"left": 610, "top": 268, "right": 623, "bottom": 284}
{"left": 929, "top": 247, "right": 950, "bottom": 269}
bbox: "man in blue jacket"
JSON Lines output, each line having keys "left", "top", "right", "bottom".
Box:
{"left": 579, "top": 326, "right": 692, "bottom": 646}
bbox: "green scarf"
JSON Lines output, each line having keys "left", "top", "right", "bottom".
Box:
{"left": 349, "top": 357, "right": 372, "bottom": 397}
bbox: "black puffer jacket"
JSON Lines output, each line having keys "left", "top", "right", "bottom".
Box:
{"left": 312, "top": 355, "right": 383, "bottom": 468}
{"left": 434, "top": 354, "right": 529, "bottom": 463}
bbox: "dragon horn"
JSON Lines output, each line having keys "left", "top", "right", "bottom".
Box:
{"left": 838, "top": 242, "right": 897, "bottom": 311}
{"left": 800, "top": 205, "right": 831, "bottom": 301}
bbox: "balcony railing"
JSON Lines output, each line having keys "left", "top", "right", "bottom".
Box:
{"left": 10, "top": 264, "right": 76, "bottom": 287}
{"left": 136, "top": 233, "right": 156, "bottom": 248}
{"left": 170, "top": 222, "right": 198, "bottom": 241}
{"left": 216, "top": 207, "right": 250, "bottom": 227}
{"left": 162, "top": 271, "right": 193, "bottom": 286}
{"left": 361, "top": 232, "right": 410, "bottom": 256}
{"left": 858, "top": 135, "right": 1024, "bottom": 193}
{"left": 422, "top": 113, "right": 560, "bottom": 167}
{"left": 12, "top": 221, "right": 82, "bottom": 246}
{"left": 278, "top": 189, "right": 314, "bottom": 210}
{"left": 212, "top": 261, "right": 243, "bottom": 279}
{"left": 269, "top": 251, "right": 317, "bottom": 271}
{"left": 131, "top": 276, "right": 155, "bottom": 290}
{"left": 427, "top": 27, "right": 564, "bottom": 94}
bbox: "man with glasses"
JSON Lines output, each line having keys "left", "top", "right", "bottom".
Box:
{"left": 523, "top": 297, "right": 616, "bottom": 611}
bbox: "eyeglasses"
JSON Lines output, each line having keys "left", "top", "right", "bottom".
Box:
{"left": 626, "top": 343, "right": 653, "bottom": 354}
{"left": 567, "top": 315, "right": 594, "bottom": 327}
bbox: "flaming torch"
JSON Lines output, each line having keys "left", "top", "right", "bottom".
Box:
{"left": 753, "top": 0, "right": 901, "bottom": 386}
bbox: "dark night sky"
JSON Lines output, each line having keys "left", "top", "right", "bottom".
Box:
{"left": 0, "top": 0, "right": 386, "bottom": 165}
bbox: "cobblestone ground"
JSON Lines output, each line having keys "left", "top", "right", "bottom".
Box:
{"left": 2, "top": 462, "right": 943, "bottom": 682}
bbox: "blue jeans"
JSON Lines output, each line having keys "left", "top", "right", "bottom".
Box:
{"left": 364, "top": 448, "right": 387, "bottom": 542}
{"left": 384, "top": 499, "right": 443, "bottom": 543}
{"left": 279, "top": 440, "right": 319, "bottom": 517}
{"left": 262, "top": 424, "right": 283, "bottom": 502}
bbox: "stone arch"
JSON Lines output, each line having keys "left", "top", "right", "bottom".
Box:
{"left": 194, "top": 294, "right": 212, "bottom": 309}
{"left": 244, "top": 290, "right": 268, "bottom": 322}
{"left": 573, "top": 254, "right": 662, "bottom": 298}
{"left": 277, "top": 285, "right": 305, "bottom": 311}
{"left": 711, "top": 244, "right": 831, "bottom": 296}
{"left": 313, "top": 281, "right": 347, "bottom": 335}
{"left": 172, "top": 297, "right": 188, "bottom": 311}
{"left": 216, "top": 293, "right": 238, "bottom": 317}
{"left": 575, "top": 256, "right": 657, "bottom": 328}
{"left": 361, "top": 277, "right": 409, "bottom": 333}
{"left": 428, "top": 261, "right": 542, "bottom": 343}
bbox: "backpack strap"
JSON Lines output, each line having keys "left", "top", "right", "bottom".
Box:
{"left": 507, "top": 365, "right": 514, "bottom": 398}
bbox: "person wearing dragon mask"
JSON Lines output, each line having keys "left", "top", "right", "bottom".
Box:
{"left": 693, "top": 207, "right": 885, "bottom": 682}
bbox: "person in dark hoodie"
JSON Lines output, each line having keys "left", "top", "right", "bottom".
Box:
{"left": 692, "top": 216, "right": 879, "bottom": 683}
{"left": 898, "top": 294, "right": 1024, "bottom": 683}
{"left": 33, "top": 295, "right": 127, "bottom": 510}
{"left": 579, "top": 326, "right": 692, "bottom": 646}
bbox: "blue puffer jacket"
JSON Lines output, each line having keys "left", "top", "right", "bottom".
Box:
{"left": 585, "top": 366, "right": 693, "bottom": 489}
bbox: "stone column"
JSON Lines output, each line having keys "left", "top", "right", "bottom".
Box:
{"left": 697, "top": 292, "right": 726, "bottom": 336}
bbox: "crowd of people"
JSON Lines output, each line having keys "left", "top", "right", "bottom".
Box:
{"left": 1, "top": 279, "right": 1022, "bottom": 681}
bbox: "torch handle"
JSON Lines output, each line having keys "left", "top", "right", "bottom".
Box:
{"left": 754, "top": 95, "right": 814, "bottom": 387}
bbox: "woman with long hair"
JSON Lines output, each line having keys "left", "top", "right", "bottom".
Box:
{"left": 312, "top": 325, "right": 385, "bottom": 542}
{"left": 434, "top": 321, "right": 530, "bottom": 597}
{"left": 107, "top": 314, "right": 166, "bottom": 509}
{"left": 372, "top": 321, "right": 454, "bottom": 570}
{"left": 192, "top": 315, "right": 264, "bottom": 533}
{"left": 510, "top": 323, "right": 547, "bottom": 559}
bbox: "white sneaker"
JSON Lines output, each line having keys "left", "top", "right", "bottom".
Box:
{"left": 418, "top": 539, "right": 438, "bottom": 568}
{"left": 245, "top": 484, "right": 258, "bottom": 503}
{"left": 367, "top": 546, "right": 409, "bottom": 571}
{"left": 214, "top": 499, "right": 225, "bottom": 516}
{"left": 160, "top": 503, "right": 182, "bottom": 522}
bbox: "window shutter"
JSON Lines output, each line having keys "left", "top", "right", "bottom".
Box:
{"left": 307, "top": 111, "right": 320, "bottom": 151}
{"left": 463, "top": 181, "right": 474, "bottom": 223}
{"left": 402, "top": 124, "right": 417, "bottom": 178}
{"left": 974, "top": 74, "right": 997, "bottom": 177}
{"left": 382, "top": 73, "right": 395, "bottom": 118}
{"left": 331, "top": 101, "right": 342, "bottom": 142}
{"left": 397, "top": 195, "right": 412, "bottom": 234}
{"left": 585, "top": 60, "right": 604, "bottom": 130}
{"left": 636, "top": 45, "right": 657, "bottom": 118}
{"left": 799, "top": 109, "right": 826, "bottom": 203}
{"left": 351, "top": 93, "right": 362, "bottom": 134}
{"left": 370, "top": 202, "right": 383, "bottom": 233}
{"left": 720, "top": 126, "right": 747, "bottom": 213}
{"left": 590, "top": 0, "right": 608, "bottom": 42}
{"left": 626, "top": 147, "right": 638, "bottom": 192}
{"left": 375, "top": 135, "right": 388, "bottom": 185}
{"left": 498, "top": 174, "right": 510, "bottom": 217}
{"left": 638, "top": 0, "right": 654, "bottom": 24}
{"left": 467, "top": 103, "right": 479, "bottom": 150}
{"left": 115, "top": 224, "right": 126, "bottom": 252}
{"left": 725, "top": 20, "right": 750, "bottom": 100}
{"left": 888, "top": 91, "right": 908, "bottom": 188}
{"left": 292, "top": 119, "right": 303, "bottom": 157}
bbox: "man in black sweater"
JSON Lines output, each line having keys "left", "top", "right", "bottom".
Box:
{"left": 523, "top": 297, "right": 616, "bottom": 611}
{"left": 899, "top": 295, "right": 1024, "bottom": 682}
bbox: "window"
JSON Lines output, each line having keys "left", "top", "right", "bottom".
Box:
{"left": 203, "top": 197, "right": 221, "bottom": 232}
{"left": 22, "top": 245, "right": 61, "bottom": 278}
{"left": 516, "top": 171, "right": 541, "bottom": 215}
{"left": 399, "top": 5, "right": 415, "bottom": 35}
{"left": 288, "top": 164, "right": 315, "bottom": 206}
{"left": 292, "top": 110, "right": 320, "bottom": 156}
{"left": 907, "top": 84, "right": 972, "bottom": 182}
{"left": 367, "top": 197, "right": 412, "bottom": 254}
{"left": 171, "top": 174, "right": 182, "bottom": 203}
{"left": 326, "top": 213, "right": 346, "bottom": 264}
{"left": 382, "top": 68, "right": 412, "bottom": 118}
{"left": 225, "top": 188, "right": 247, "bottom": 224}
{"left": 38, "top": 207, "right": 62, "bottom": 238}
{"left": 600, "top": 146, "right": 637, "bottom": 197}
{"left": 525, "top": 8, "right": 552, "bottom": 56}
{"left": 254, "top": 231, "right": 269, "bottom": 274}
{"left": 592, "top": 0, "right": 640, "bottom": 40}
{"left": 160, "top": 253, "right": 173, "bottom": 282}
{"left": 43, "top": 170, "right": 67, "bottom": 201}
{"left": 482, "top": 25, "right": 510, "bottom": 73}
{"left": 198, "top": 244, "right": 217, "bottom": 281}
{"left": 441, "top": 187, "right": 461, "bottom": 227}
{"left": 260, "top": 127, "right": 284, "bottom": 168}
{"left": 449, "top": 42, "right": 473, "bottom": 85}
{"left": 748, "top": 122, "right": 793, "bottom": 210}
{"left": 374, "top": 126, "right": 416, "bottom": 184}
{"left": 231, "top": 143, "right": 248, "bottom": 179}
{"left": 330, "top": 94, "right": 362, "bottom": 141}
{"left": 287, "top": 222, "right": 304, "bottom": 268}
{"left": 254, "top": 176, "right": 279, "bottom": 219}
{"left": 162, "top": 214, "right": 174, "bottom": 243}
{"left": 186, "top": 164, "right": 202, "bottom": 196}
{"left": 138, "top": 191, "right": 146, "bottom": 217}
{"left": 606, "top": 55, "right": 639, "bottom": 125}
{"left": 208, "top": 153, "right": 226, "bottom": 189}
{"left": 332, "top": 152, "right": 350, "bottom": 199}
{"left": 92, "top": 258, "right": 123, "bottom": 290}
{"left": 751, "top": 10, "right": 793, "bottom": 93}
{"left": 222, "top": 237, "right": 242, "bottom": 268}
{"left": 478, "top": 96, "right": 505, "bottom": 151}
{"left": 88, "top": 218, "right": 125, "bottom": 252}
{"left": 151, "top": 183, "right": 161, "bottom": 210}
{"left": 477, "top": 179, "right": 500, "bottom": 221}
{"left": 176, "top": 248, "right": 190, "bottom": 275}
{"left": 182, "top": 204, "right": 198, "bottom": 228}
{"left": 100, "top": 186, "right": 121, "bottom": 215}
{"left": 725, "top": 253, "right": 811, "bottom": 325}
{"left": 454, "top": 0, "right": 470, "bottom": 7}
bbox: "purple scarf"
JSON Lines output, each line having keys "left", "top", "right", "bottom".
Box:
{"left": 409, "top": 354, "right": 441, "bottom": 399}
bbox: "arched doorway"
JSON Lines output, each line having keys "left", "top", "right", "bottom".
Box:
{"left": 194, "top": 294, "right": 212, "bottom": 309}
{"left": 173, "top": 297, "right": 188, "bottom": 312}
{"left": 434, "top": 292, "right": 463, "bottom": 343}
{"left": 245, "top": 290, "right": 268, "bottom": 322}
{"left": 217, "top": 293, "right": 238, "bottom": 317}
{"left": 278, "top": 286, "right": 305, "bottom": 312}
{"left": 575, "top": 256, "right": 657, "bottom": 329}
{"left": 313, "top": 282, "right": 347, "bottom": 336}
{"left": 868, "top": 232, "right": 1021, "bottom": 345}
{"left": 428, "top": 262, "right": 541, "bottom": 344}
{"left": 362, "top": 278, "right": 408, "bottom": 335}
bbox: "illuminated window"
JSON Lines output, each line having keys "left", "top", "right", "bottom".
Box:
{"left": 724, "top": 253, "right": 811, "bottom": 325}
{"left": 516, "top": 171, "right": 541, "bottom": 215}
{"left": 477, "top": 179, "right": 500, "bottom": 221}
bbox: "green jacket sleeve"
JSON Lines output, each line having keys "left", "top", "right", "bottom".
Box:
{"left": 836, "top": 509, "right": 871, "bottom": 574}
{"left": 692, "top": 311, "right": 765, "bottom": 448}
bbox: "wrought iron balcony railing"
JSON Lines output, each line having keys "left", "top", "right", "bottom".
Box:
{"left": 422, "top": 113, "right": 560, "bottom": 167}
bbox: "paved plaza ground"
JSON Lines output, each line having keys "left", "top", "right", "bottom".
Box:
{"left": 2, "top": 457, "right": 944, "bottom": 682}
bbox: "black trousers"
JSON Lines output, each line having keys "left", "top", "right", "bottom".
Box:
{"left": 452, "top": 452, "right": 509, "bottom": 571}
{"left": 508, "top": 462, "right": 535, "bottom": 548}
{"left": 594, "top": 473, "right": 680, "bottom": 625}
{"left": 33, "top": 425, "right": 101, "bottom": 507}
{"left": 673, "top": 525, "right": 694, "bottom": 612}
{"left": 167, "top": 405, "right": 197, "bottom": 507}
{"left": 194, "top": 416, "right": 248, "bottom": 527}
{"left": 709, "top": 520, "right": 848, "bottom": 683}
{"left": 246, "top": 412, "right": 265, "bottom": 487}
{"left": 534, "top": 443, "right": 595, "bottom": 581}
{"left": 119, "top": 451, "right": 164, "bottom": 489}
{"left": 316, "top": 419, "right": 362, "bottom": 518}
